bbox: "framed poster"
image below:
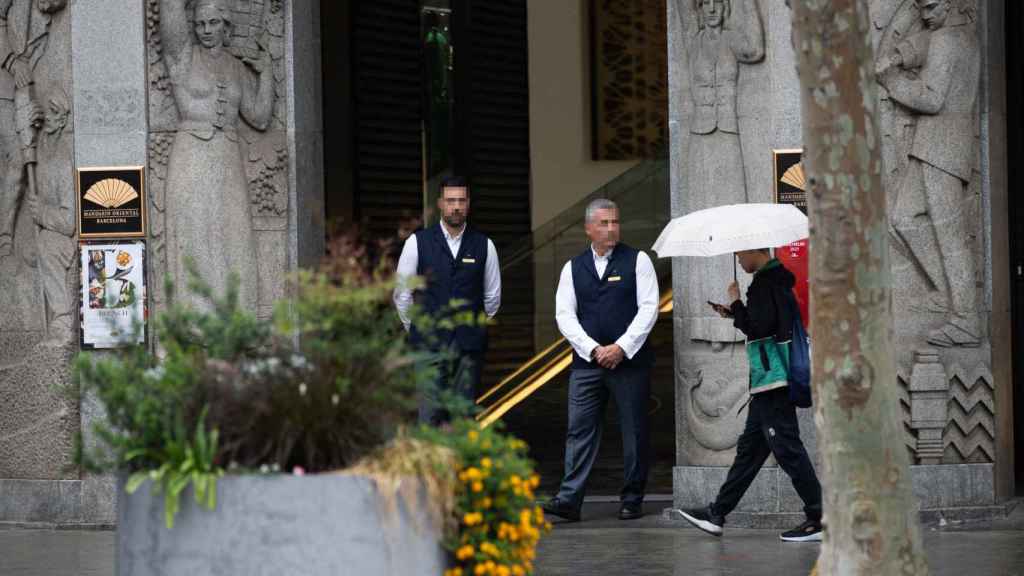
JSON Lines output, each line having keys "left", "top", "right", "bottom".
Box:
{"left": 773, "top": 149, "right": 809, "bottom": 326}
{"left": 77, "top": 166, "right": 146, "bottom": 238}
{"left": 80, "top": 241, "right": 146, "bottom": 349}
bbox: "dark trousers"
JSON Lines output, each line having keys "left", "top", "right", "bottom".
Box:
{"left": 555, "top": 365, "right": 651, "bottom": 509}
{"left": 418, "top": 344, "right": 484, "bottom": 426}
{"left": 712, "top": 387, "right": 822, "bottom": 521}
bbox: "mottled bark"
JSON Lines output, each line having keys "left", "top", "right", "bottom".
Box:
{"left": 789, "top": 1, "right": 928, "bottom": 575}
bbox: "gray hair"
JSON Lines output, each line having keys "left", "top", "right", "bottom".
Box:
{"left": 584, "top": 198, "right": 618, "bottom": 224}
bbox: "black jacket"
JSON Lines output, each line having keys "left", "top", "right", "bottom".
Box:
{"left": 729, "top": 259, "right": 796, "bottom": 343}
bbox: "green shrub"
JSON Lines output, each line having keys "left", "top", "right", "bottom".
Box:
{"left": 73, "top": 231, "right": 438, "bottom": 527}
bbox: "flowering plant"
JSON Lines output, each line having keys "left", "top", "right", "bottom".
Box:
{"left": 419, "top": 419, "right": 551, "bottom": 576}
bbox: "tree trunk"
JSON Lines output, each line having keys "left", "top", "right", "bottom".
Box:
{"left": 789, "top": 1, "right": 929, "bottom": 574}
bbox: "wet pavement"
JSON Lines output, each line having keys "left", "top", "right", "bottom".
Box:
{"left": 2, "top": 501, "right": 1022, "bottom": 575}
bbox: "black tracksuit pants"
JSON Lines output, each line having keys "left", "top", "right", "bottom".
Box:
{"left": 711, "top": 388, "right": 822, "bottom": 522}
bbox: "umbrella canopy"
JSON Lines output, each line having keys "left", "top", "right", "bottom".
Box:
{"left": 652, "top": 203, "right": 808, "bottom": 258}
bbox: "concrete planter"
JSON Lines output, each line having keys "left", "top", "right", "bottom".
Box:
{"left": 117, "top": 474, "right": 445, "bottom": 576}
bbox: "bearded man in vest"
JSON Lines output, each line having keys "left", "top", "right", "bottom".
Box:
{"left": 542, "top": 199, "right": 659, "bottom": 522}
{"left": 393, "top": 177, "right": 501, "bottom": 426}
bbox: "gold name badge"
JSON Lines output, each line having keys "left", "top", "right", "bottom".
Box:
{"left": 607, "top": 276, "right": 622, "bottom": 282}
{"left": 462, "top": 258, "right": 476, "bottom": 264}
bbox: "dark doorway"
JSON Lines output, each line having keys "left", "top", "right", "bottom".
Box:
{"left": 1008, "top": 0, "right": 1024, "bottom": 496}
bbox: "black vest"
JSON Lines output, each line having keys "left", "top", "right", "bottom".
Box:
{"left": 570, "top": 243, "right": 653, "bottom": 370}
{"left": 410, "top": 224, "right": 489, "bottom": 352}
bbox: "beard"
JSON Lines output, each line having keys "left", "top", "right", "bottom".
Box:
{"left": 443, "top": 213, "right": 466, "bottom": 229}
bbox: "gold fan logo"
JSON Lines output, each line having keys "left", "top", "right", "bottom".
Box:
{"left": 780, "top": 162, "right": 806, "bottom": 191}
{"left": 83, "top": 178, "right": 139, "bottom": 209}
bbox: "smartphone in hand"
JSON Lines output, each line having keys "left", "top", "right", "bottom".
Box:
{"left": 707, "top": 301, "right": 733, "bottom": 317}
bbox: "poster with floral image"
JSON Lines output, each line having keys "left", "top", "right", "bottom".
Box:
{"left": 80, "top": 241, "right": 146, "bottom": 349}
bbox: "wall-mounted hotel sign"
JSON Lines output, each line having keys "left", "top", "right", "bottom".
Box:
{"left": 77, "top": 166, "right": 146, "bottom": 238}
{"left": 772, "top": 149, "right": 806, "bottom": 214}
{"left": 772, "top": 148, "right": 809, "bottom": 326}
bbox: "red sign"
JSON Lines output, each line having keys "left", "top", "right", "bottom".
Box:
{"left": 774, "top": 149, "right": 809, "bottom": 328}
{"left": 776, "top": 239, "right": 809, "bottom": 328}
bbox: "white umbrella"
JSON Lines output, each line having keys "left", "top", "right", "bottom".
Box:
{"left": 652, "top": 203, "right": 808, "bottom": 258}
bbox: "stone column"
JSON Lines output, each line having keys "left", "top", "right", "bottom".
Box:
{"left": 669, "top": 0, "right": 1003, "bottom": 524}
{"left": 71, "top": 0, "right": 150, "bottom": 525}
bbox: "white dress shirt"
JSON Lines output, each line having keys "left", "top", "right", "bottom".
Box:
{"left": 393, "top": 223, "right": 501, "bottom": 330}
{"left": 555, "top": 245, "right": 659, "bottom": 363}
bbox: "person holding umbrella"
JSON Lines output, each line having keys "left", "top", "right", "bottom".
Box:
{"left": 680, "top": 247, "right": 822, "bottom": 542}
{"left": 542, "top": 198, "right": 659, "bottom": 522}
{"left": 653, "top": 203, "right": 821, "bottom": 541}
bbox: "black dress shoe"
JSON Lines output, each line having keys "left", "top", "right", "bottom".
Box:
{"left": 618, "top": 503, "right": 644, "bottom": 520}
{"left": 542, "top": 498, "right": 580, "bottom": 522}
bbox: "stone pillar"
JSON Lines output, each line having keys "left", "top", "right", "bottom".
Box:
{"left": 71, "top": 0, "right": 150, "bottom": 525}
{"left": 668, "top": 0, "right": 1004, "bottom": 524}
{"left": 908, "top": 349, "right": 949, "bottom": 465}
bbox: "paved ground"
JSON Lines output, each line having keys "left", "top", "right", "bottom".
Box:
{"left": 535, "top": 501, "right": 1024, "bottom": 576}
{"left": 2, "top": 501, "right": 1022, "bottom": 575}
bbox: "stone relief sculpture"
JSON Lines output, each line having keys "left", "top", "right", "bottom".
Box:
{"left": 683, "top": 0, "right": 764, "bottom": 348}
{"left": 677, "top": 365, "right": 750, "bottom": 465}
{"left": 27, "top": 89, "right": 73, "bottom": 341}
{"left": 157, "top": 0, "right": 275, "bottom": 311}
{"left": 0, "top": 0, "right": 72, "bottom": 341}
{"left": 672, "top": 0, "right": 765, "bottom": 464}
{"left": 0, "top": 0, "right": 78, "bottom": 481}
{"left": 876, "top": 0, "right": 981, "bottom": 348}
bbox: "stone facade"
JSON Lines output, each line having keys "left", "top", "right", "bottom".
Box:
{"left": 0, "top": 0, "right": 321, "bottom": 525}
{"left": 669, "top": 0, "right": 1004, "bottom": 512}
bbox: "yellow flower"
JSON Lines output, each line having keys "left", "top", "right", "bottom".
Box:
{"left": 479, "top": 497, "right": 492, "bottom": 509}
{"left": 456, "top": 545, "right": 475, "bottom": 560}
{"left": 496, "top": 565, "right": 511, "bottom": 576}
{"left": 509, "top": 475, "right": 521, "bottom": 486}
{"left": 481, "top": 457, "right": 492, "bottom": 469}
{"left": 519, "top": 509, "right": 532, "bottom": 525}
{"left": 463, "top": 512, "right": 483, "bottom": 526}
{"left": 529, "top": 475, "right": 540, "bottom": 488}
{"left": 512, "top": 566, "right": 525, "bottom": 576}
{"left": 465, "top": 467, "right": 482, "bottom": 481}
{"left": 474, "top": 565, "right": 487, "bottom": 576}
{"left": 444, "top": 569, "right": 464, "bottom": 576}
{"left": 468, "top": 430, "right": 479, "bottom": 442}
{"left": 472, "top": 481, "right": 484, "bottom": 493}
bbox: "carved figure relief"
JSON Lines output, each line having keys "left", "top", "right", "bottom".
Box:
{"left": 875, "top": 0, "right": 981, "bottom": 348}
{"left": 153, "top": 0, "right": 277, "bottom": 311}
{"left": 0, "top": 0, "right": 78, "bottom": 480}
{"left": 677, "top": 364, "right": 749, "bottom": 464}
{"left": 0, "top": 0, "right": 73, "bottom": 342}
{"left": 682, "top": 0, "right": 764, "bottom": 347}
{"left": 670, "top": 0, "right": 765, "bottom": 464}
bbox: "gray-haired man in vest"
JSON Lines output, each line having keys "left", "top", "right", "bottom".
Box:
{"left": 542, "top": 199, "right": 659, "bottom": 522}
